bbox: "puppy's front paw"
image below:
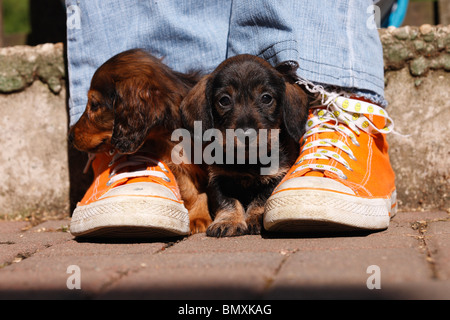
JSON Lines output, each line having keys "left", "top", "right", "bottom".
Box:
{"left": 245, "top": 204, "right": 264, "bottom": 235}
{"left": 245, "top": 215, "right": 262, "bottom": 235}
{"left": 207, "top": 198, "right": 247, "bottom": 237}
{"left": 206, "top": 220, "right": 247, "bottom": 237}
{"left": 187, "top": 193, "right": 211, "bottom": 234}
{"left": 190, "top": 217, "right": 212, "bottom": 234}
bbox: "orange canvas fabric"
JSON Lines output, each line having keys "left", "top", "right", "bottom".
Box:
{"left": 78, "top": 152, "right": 183, "bottom": 207}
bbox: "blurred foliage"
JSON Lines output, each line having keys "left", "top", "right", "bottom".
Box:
{"left": 3, "top": 0, "right": 31, "bottom": 35}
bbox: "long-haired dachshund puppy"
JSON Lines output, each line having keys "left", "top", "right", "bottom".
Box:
{"left": 68, "top": 48, "right": 211, "bottom": 234}
{"left": 180, "top": 54, "right": 309, "bottom": 237}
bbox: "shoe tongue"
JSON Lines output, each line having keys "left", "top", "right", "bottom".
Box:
{"left": 90, "top": 152, "right": 112, "bottom": 176}
{"left": 366, "top": 113, "right": 388, "bottom": 131}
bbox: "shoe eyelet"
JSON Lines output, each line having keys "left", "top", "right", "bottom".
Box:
{"left": 106, "top": 180, "right": 112, "bottom": 186}
{"left": 163, "top": 177, "right": 171, "bottom": 182}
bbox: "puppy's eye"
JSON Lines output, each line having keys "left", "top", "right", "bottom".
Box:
{"left": 90, "top": 101, "right": 100, "bottom": 111}
{"left": 218, "top": 95, "right": 232, "bottom": 107}
{"left": 261, "top": 93, "right": 273, "bottom": 104}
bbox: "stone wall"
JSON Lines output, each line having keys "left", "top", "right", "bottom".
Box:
{"left": 382, "top": 25, "right": 449, "bottom": 211}
{"left": 0, "top": 43, "right": 90, "bottom": 219}
{"left": 0, "top": 26, "right": 449, "bottom": 219}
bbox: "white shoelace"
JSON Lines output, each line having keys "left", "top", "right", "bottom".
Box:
{"left": 83, "top": 150, "right": 171, "bottom": 186}
{"left": 292, "top": 78, "right": 395, "bottom": 180}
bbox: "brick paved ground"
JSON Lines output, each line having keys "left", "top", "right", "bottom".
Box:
{"left": 0, "top": 210, "right": 448, "bottom": 300}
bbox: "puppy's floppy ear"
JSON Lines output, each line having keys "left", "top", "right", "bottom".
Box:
{"left": 282, "top": 83, "right": 309, "bottom": 142}
{"left": 111, "top": 76, "right": 155, "bottom": 154}
{"left": 180, "top": 75, "right": 214, "bottom": 134}
{"left": 276, "top": 61, "right": 310, "bottom": 142}
{"left": 275, "top": 60, "right": 300, "bottom": 83}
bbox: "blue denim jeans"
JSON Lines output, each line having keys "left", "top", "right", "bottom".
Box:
{"left": 66, "top": 0, "right": 385, "bottom": 126}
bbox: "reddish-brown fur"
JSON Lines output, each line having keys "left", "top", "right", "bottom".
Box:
{"left": 69, "top": 48, "right": 211, "bottom": 234}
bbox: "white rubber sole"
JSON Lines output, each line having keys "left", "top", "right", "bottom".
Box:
{"left": 264, "top": 189, "right": 397, "bottom": 233}
{"left": 70, "top": 196, "right": 189, "bottom": 238}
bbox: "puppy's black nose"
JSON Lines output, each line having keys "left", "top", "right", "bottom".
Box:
{"left": 236, "top": 127, "right": 258, "bottom": 144}
{"left": 241, "top": 128, "right": 255, "bottom": 136}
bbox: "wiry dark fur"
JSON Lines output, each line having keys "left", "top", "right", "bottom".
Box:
{"left": 180, "top": 54, "right": 310, "bottom": 237}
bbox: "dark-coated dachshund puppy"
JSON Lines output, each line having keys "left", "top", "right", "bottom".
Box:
{"left": 69, "top": 48, "right": 211, "bottom": 234}
{"left": 180, "top": 54, "right": 309, "bottom": 237}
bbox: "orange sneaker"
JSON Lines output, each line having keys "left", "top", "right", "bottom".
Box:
{"left": 264, "top": 81, "right": 396, "bottom": 233}
{"left": 70, "top": 150, "right": 189, "bottom": 238}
